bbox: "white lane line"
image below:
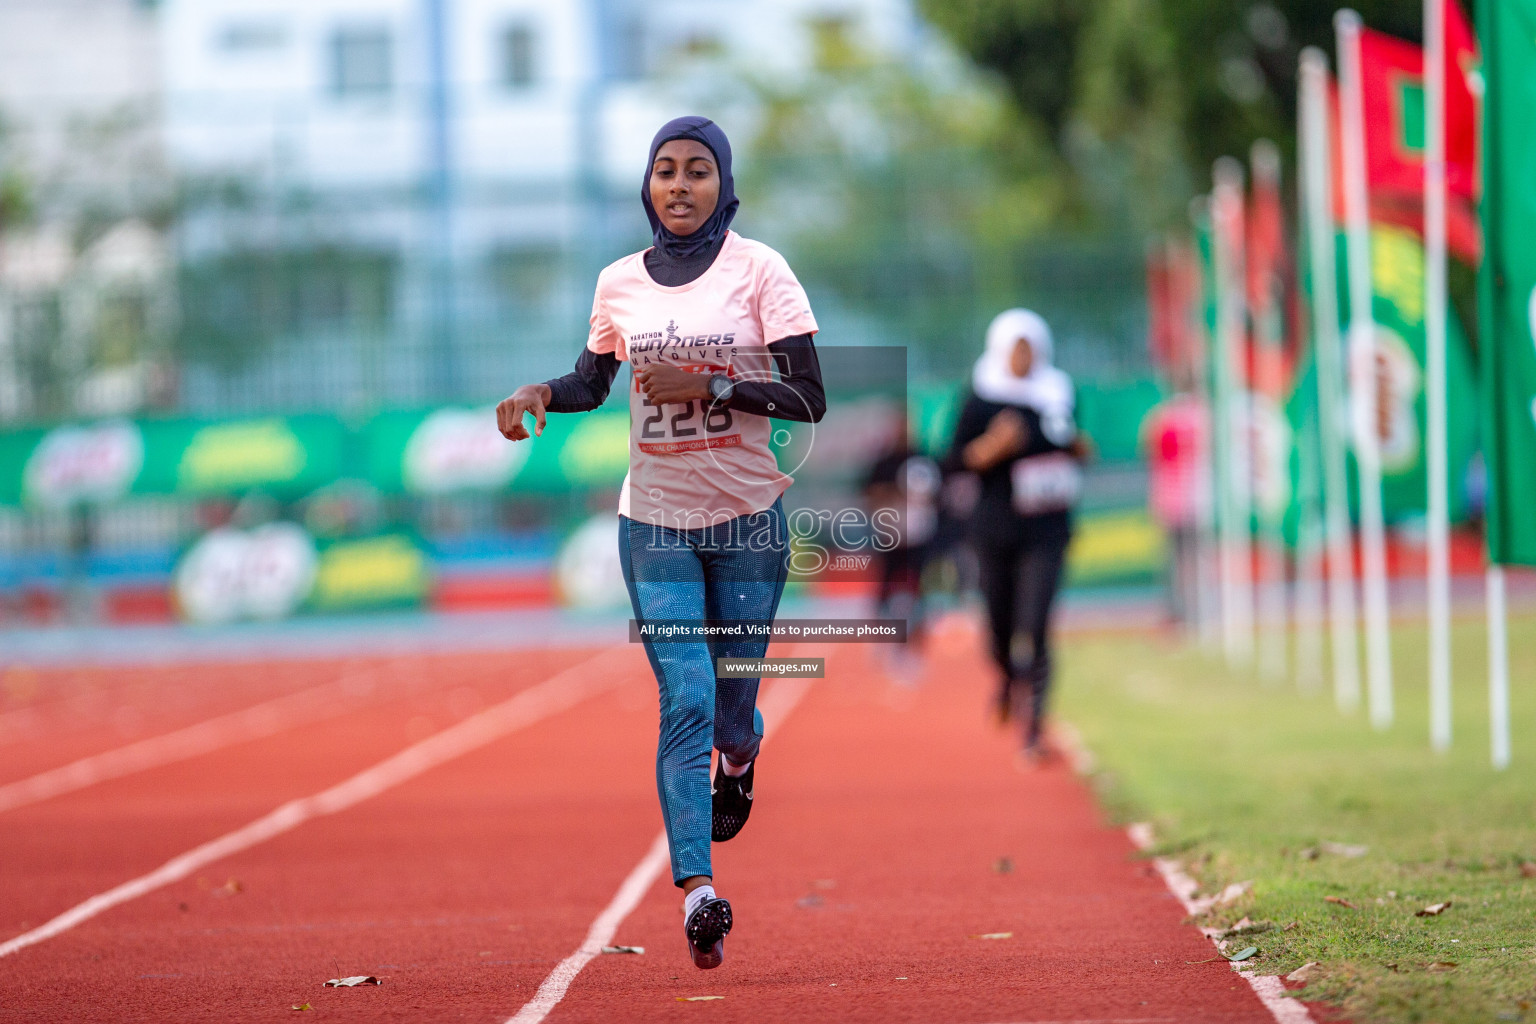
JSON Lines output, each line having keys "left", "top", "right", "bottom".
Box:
{"left": 0, "top": 671, "right": 385, "bottom": 814}
{"left": 1126, "top": 823, "right": 1316, "bottom": 1024}
{"left": 506, "top": 832, "right": 671, "bottom": 1024}
{"left": 506, "top": 672, "right": 815, "bottom": 1024}
{"left": 0, "top": 649, "right": 626, "bottom": 961}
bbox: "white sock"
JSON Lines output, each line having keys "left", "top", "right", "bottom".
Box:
{"left": 684, "top": 884, "right": 716, "bottom": 919}
{"left": 720, "top": 755, "right": 751, "bottom": 778}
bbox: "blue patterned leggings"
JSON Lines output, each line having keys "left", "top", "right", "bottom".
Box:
{"left": 619, "top": 498, "right": 789, "bottom": 886}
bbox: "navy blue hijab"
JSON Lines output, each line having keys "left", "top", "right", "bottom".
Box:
{"left": 642, "top": 116, "right": 739, "bottom": 261}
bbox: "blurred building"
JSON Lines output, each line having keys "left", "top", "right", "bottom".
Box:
{"left": 0, "top": 0, "right": 918, "bottom": 425}
{"left": 157, "top": 0, "right": 919, "bottom": 415}
{"left": 163, "top": 0, "right": 915, "bottom": 189}
{"left": 0, "top": 0, "right": 173, "bottom": 424}
{"left": 0, "top": 0, "right": 161, "bottom": 199}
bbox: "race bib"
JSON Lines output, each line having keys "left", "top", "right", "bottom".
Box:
{"left": 1010, "top": 453, "right": 1081, "bottom": 515}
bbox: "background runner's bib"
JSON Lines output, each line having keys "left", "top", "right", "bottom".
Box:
{"left": 585, "top": 231, "right": 819, "bottom": 527}
{"left": 1009, "top": 453, "right": 1082, "bottom": 515}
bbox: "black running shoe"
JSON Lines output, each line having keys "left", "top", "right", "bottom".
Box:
{"left": 684, "top": 895, "right": 733, "bottom": 970}
{"left": 711, "top": 760, "right": 754, "bottom": 842}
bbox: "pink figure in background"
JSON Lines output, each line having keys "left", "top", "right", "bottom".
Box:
{"left": 1142, "top": 391, "right": 1211, "bottom": 630}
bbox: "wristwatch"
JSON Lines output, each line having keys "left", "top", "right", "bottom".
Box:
{"left": 707, "top": 374, "right": 735, "bottom": 404}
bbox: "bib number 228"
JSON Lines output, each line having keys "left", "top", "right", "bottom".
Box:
{"left": 640, "top": 399, "right": 733, "bottom": 439}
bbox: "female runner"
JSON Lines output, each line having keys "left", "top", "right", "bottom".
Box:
{"left": 947, "top": 309, "right": 1086, "bottom": 761}
{"left": 496, "top": 116, "right": 825, "bottom": 970}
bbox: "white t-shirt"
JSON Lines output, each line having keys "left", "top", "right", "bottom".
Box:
{"left": 586, "top": 231, "right": 819, "bottom": 527}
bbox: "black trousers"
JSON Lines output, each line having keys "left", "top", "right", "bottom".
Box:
{"left": 976, "top": 530, "right": 1069, "bottom": 742}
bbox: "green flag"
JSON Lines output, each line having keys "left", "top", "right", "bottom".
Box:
{"left": 1302, "top": 227, "right": 1480, "bottom": 529}
{"left": 1358, "top": 225, "right": 1481, "bottom": 523}
{"left": 1479, "top": 0, "right": 1536, "bottom": 566}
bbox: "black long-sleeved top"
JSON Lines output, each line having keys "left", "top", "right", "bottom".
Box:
{"left": 541, "top": 240, "right": 826, "bottom": 423}
{"left": 944, "top": 390, "right": 1076, "bottom": 545}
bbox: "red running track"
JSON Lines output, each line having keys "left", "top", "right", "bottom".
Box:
{"left": 0, "top": 625, "right": 1282, "bottom": 1023}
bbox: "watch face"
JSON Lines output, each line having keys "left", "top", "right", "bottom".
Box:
{"left": 710, "top": 375, "right": 732, "bottom": 400}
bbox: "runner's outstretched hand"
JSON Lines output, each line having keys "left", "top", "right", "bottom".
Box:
{"left": 497, "top": 384, "right": 551, "bottom": 441}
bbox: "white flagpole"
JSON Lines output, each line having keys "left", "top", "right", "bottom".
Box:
{"left": 1487, "top": 565, "right": 1510, "bottom": 768}
{"left": 1335, "top": 10, "right": 1396, "bottom": 729}
{"left": 1213, "top": 158, "right": 1257, "bottom": 667}
{"left": 1424, "top": 0, "right": 1453, "bottom": 751}
{"left": 1251, "top": 140, "right": 1290, "bottom": 683}
{"left": 1294, "top": 418, "right": 1328, "bottom": 694}
{"left": 1189, "top": 198, "right": 1223, "bottom": 655}
{"left": 1299, "top": 48, "right": 1363, "bottom": 712}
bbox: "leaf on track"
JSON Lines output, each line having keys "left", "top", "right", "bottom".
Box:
{"left": 992, "top": 856, "right": 1014, "bottom": 874}
{"left": 601, "top": 945, "right": 645, "bottom": 955}
{"left": 1416, "top": 901, "right": 1452, "bottom": 917}
{"left": 677, "top": 995, "right": 724, "bottom": 1001}
{"left": 1324, "top": 896, "right": 1355, "bottom": 909}
{"left": 324, "top": 976, "right": 381, "bottom": 987}
{"left": 291, "top": 1004, "right": 313, "bottom": 1012}
{"left": 1227, "top": 946, "right": 1258, "bottom": 962}
{"left": 1285, "top": 962, "right": 1320, "bottom": 983}
{"left": 969, "top": 932, "right": 1012, "bottom": 940}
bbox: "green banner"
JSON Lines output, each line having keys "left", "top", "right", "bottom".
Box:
{"left": 362, "top": 405, "right": 629, "bottom": 495}
{"left": 1360, "top": 225, "right": 1480, "bottom": 521}
{"left": 308, "top": 532, "right": 431, "bottom": 613}
{"left": 1479, "top": 0, "right": 1536, "bottom": 565}
{"left": 0, "top": 382, "right": 1168, "bottom": 509}
{"left": 141, "top": 415, "right": 349, "bottom": 498}
{"left": 172, "top": 523, "right": 428, "bottom": 622}
{"left": 0, "top": 415, "right": 349, "bottom": 506}
{"left": 1307, "top": 226, "right": 1481, "bottom": 526}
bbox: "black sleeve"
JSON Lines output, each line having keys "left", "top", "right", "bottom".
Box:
{"left": 720, "top": 333, "right": 826, "bottom": 423}
{"left": 543, "top": 347, "right": 622, "bottom": 413}
{"left": 942, "top": 392, "right": 991, "bottom": 472}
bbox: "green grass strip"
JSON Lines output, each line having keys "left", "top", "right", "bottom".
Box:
{"left": 1057, "top": 611, "right": 1536, "bottom": 1024}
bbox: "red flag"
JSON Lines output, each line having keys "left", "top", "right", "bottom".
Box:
{"left": 1443, "top": 0, "right": 1479, "bottom": 200}
{"left": 1357, "top": 11, "right": 1476, "bottom": 199}
{"left": 1337, "top": 0, "right": 1482, "bottom": 260}
{"left": 1247, "top": 152, "right": 1287, "bottom": 393}
{"left": 1147, "top": 246, "right": 1177, "bottom": 372}
{"left": 1147, "top": 240, "right": 1201, "bottom": 382}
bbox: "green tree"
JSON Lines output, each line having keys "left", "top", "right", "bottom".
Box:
{"left": 922, "top": 0, "right": 1422, "bottom": 223}
{"left": 720, "top": 20, "right": 1149, "bottom": 375}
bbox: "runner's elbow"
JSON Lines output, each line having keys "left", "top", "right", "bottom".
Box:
{"left": 803, "top": 387, "right": 827, "bottom": 423}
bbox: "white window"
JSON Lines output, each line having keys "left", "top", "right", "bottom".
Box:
{"left": 499, "top": 23, "right": 537, "bottom": 89}
{"left": 330, "top": 27, "right": 393, "bottom": 97}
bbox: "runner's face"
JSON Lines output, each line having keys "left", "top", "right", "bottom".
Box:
{"left": 1010, "top": 338, "right": 1034, "bottom": 377}
{"left": 650, "top": 140, "right": 719, "bottom": 237}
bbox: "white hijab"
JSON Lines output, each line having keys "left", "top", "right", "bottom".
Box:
{"left": 971, "top": 308, "right": 1074, "bottom": 421}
